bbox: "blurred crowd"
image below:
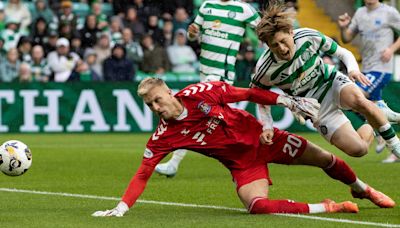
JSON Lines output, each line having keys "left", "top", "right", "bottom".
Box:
{"left": 0, "top": 0, "right": 303, "bottom": 83}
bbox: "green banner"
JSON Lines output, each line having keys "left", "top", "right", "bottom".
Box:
{"left": 0, "top": 82, "right": 398, "bottom": 133}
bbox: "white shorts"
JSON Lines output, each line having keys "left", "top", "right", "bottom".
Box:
{"left": 200, "top": 74, "right": 234, "bottom": 85}
{"left": 314, "top": 72, "right": 354, "bottom": 142}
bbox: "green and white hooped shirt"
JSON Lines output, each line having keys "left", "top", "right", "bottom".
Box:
{"left": 194, "top": 0, "right": 260, "bottom": 83}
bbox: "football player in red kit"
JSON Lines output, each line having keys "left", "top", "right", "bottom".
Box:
{"left": 93, "top": 78, "right": 395, "bottom": 217}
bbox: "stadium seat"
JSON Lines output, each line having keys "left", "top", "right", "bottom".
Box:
{"left": 73, "top": 2, "right": 90, "bottom": 18}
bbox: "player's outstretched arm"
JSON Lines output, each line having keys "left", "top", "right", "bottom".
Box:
{"left": 276, "top": 95, "right": 320, "bottom": 124}
{"left": 92, "top": 163, "right": 154, "bottom": 217}
{"left": 222, "top": 85, "right": 320, "bottom": 122}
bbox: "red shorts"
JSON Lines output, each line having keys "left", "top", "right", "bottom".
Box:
{"left": 230, "top": 129, "right": 307, "bottom": 191}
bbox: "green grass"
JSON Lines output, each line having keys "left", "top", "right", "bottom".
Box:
{"left": 0, "top": 133, "right": 399, "bottom": 227}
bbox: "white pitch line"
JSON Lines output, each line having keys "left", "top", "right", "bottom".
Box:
{"left": 0, "top": 188, "right": 398, "bottom": 227}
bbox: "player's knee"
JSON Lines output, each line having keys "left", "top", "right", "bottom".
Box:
{"left": 344, "top": 143, "right": 368, "bottom": 157}
{"left": 248, "top": 197, "right": 273, "bottom": 214}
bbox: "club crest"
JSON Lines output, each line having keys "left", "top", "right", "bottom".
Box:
{"left": 198, "top": 101, "right": 211, "bottom": 115}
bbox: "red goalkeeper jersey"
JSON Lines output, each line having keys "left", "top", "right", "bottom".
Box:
{"left": 122, "top": 81, "right": 279, "bottom": 207}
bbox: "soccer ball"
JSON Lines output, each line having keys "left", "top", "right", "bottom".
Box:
{"left": 0, "top": 140, "right": 32, "bottom": 176}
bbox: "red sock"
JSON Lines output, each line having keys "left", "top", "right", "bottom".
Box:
{"left": 323, "top": 155, "right": 356, "bottom": 185}
{"left": 249, "top": 197, "right": 309, "bottom": 214}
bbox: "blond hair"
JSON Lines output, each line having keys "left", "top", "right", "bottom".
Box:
{"left": 137, "top": 77, "right": 168, "bottom": 97}
{"left": 257, "top": 2, "right": 295, "bottom": 43}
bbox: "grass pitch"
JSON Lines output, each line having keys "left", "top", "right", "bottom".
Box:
{"left": 0, "top": 133, "right": 399, "bottom": 227}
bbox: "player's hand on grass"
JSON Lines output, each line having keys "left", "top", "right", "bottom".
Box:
{"left": 348, "top": 71, "right": 371, "bottom": 86}
{"left": 277, "top": 95, "right": 320, "bottom": 124}
{"left": 92, "top": 201, "right": 129, "bottom": 217}
{"left": 260, "top": 129, "right": 274, "bottom": 145}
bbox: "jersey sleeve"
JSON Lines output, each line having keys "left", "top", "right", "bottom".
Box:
{"left": 120, "top": 133, "right": 171, "bottom": 208}
{"left": 251, "top": 48, "right": 273, "bottom": 90}
{"left": 243, "top": 3, "right": 261, "bottom": 28}
{"left": 348, "top": 10, "right": 360, "bottom": 34}
{"left": 179, "top": 81, "right": 279, "bottom": 110}
{"left": 388, "top": 7, "right": 400, "bottom": 34}
{"left": 314, "top": 31, "right": 338, "bottom": 55}
{"left": 193, "top": 1, "right": 206, "bottom": 28}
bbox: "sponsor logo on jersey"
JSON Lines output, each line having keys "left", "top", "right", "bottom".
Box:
{"left": 204, "top": 29, "right": 228, "bottom": 39}
{"left": 143, "top": 148, "right": 153, "bottom": 158}
{"left": 206, "top": 117, "right": 221, "bottom": 134}
{"left": 198, "top": 101, "right": 211, "bottom": 115}
{"left": 212, "top": 20, "right": 222, "bottom": 29}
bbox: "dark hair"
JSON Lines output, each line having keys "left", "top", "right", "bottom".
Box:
{"left": 17, "top": 36, "right": 32, "bottom": 48}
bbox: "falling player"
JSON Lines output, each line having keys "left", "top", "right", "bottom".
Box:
{"left": 92, "top": 78, "right": 394, "bottom": 217}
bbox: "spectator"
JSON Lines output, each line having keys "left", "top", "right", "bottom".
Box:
{"left": 56, "top": 0, "right": 78, "bottom": 33}
{"left": 47, "top": 37, "right": 80, "bottom": 82}
{"left": 112, "top": 0, "right": 134, "bottom": 17}
{"left": 30, "top": 45, "right": 51, "bottom": 82}
{"left": 43, "top": 30, "right": 58, "bottom": 55}
{"left": 160, "top": 0, "right": 194, "bottom": 19}
{"left": 83, "top": 48, "right": 101, "bottom": 80}
{"left": 70, "top": 33, "right": 85, "bottom": 58}
{"left": 140, "top": 34, "right": 171, "bottom": 74}
{"left": 93, "top": 33, "right": 112, "bottom": 79}
{"left": 18, "top": 62, "right": 32, "bottom": 83}
{"left": 80, "top": 14, "right": 100, "bottom": 49}
{"left": 161, "top": 19, "right": 174, "bottom": 47}
{"left": 4, "top": 0, "right": 32, "bottom": 32}
{"left": 109, "top": 16, "right": 124, "bottom": 46}
{"left": 30, "top": 17, "right": 49, "bottom": 47}
{"left": 145, "top": 15, "right": 163, "bottom": 45}
{"left": 30, "top": 0, "right": 55, "bottom": 25}
{"left": 235, "top": 45, "right": 257, "bottom": 81}
{"left": 123, "top": 7, "right": 146, "bottom": 39}
{"left": 17, "top": 36, "right": 32, "bottom": 63}
{"left": 133, "top": 0, "right": 151, "bottom": 24}
{"left": 91, "top": 1, "right": 109, "bottom": 32}
{"left": 69, "top": 60, "right": 100, "bottom": 82}
{"left": 103, "top": 44, "right": 135, "bottom": 81}
{"left": 0, "top": 48, "right": 21, "bottom": 82}
{"left": 58, "top": 22, "right": 76, "bottom": 41}
{"left": 172, "top": 7, "right": 190, "bottom": 33}
{"left": 1, "top": 18, "right": 22, "bottom": 51}
{"left": 0, "top": 37, "right": 5, "bottom": 59}
{"left": 0, "top": 2, "right": 5, "bottom": 33}
{"left": 167, "top": 29, "right": 197, "bottom": 73}
{"left": 122, "top": 28, "right": 143, "bottom": 72}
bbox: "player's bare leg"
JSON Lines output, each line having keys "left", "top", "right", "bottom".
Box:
{"left": 340, "top": 84, "right": 400, "bottom": 158}
{"left": 292, "top": 141, "right": 395, "bottom": 208}
{"left": 330, "top": 122, "right": 371, "bottom": 157}
{"left": 237, "top": 179, "right": 358, "bottom": 214}
{"left": 361, "top": 90, "right": 398, "bottom": 161}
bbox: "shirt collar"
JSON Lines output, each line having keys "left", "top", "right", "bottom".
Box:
{"left": 175, "top": 107, "right": 188, "bottom": 120}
